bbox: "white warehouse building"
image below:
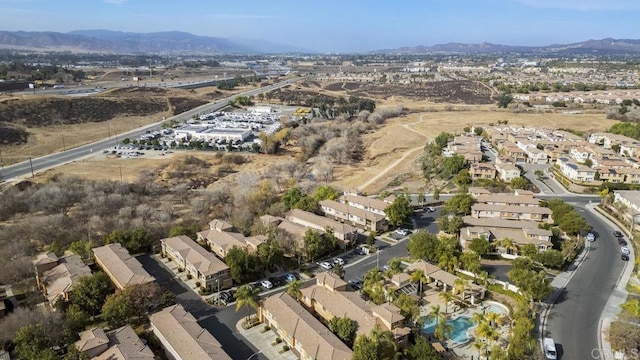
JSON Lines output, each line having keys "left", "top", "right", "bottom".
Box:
{"left": 174, "top": 126, "right": 252, "bottom": 142}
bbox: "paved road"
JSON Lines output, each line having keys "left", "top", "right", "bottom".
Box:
{"left": 0, "top": 77, "right": 300, "bottom": 180}
{"left": 544, "top": 207, "right": 626, "bottom": 360}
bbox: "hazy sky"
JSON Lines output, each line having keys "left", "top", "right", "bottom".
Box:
{"left": 1, "top": 0, "right": 638, "bottom": 52}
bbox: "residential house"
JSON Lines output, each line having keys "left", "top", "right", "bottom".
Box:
{"left": 597, "top": 167, "right": 626, "bottom": 184}
{"left": 473, "top": 190, "right": 540, "bottom": 207}
{"left": 34, "top": 253, "right": 92, "bottom": 306}
{"left": 300, "top": 272, "right": 411, "bottom": 347}
{"left": 569, "top": 146, "right": 595, "bottom": 163}
{"left": 285, "top": 208, "right": 358, "bottom": 247}
{"left": 260, "top": 292, "right": 353, "bottom": 360}
{"left": 614, "top": 190, "right": 640, "bottom": 216}
{"left": 320, "top": 199, "right": 388, "bottom": 232}
{"left": 459, "top": 225, "right": 553, "bottom": 252}
{"left": 622, "top": 168, "right": 640, "bottom": 185}
{"left": 75, "top": 326, "right": 154, "bottom": 360}
{"left": 444, "top": 135, "right": 483, "bottom": 163}
{"left": 150, "top": 304, "right": 232, "bottom": 360}
{"left": 501, "top": 144, "right": 527, "bottom": 163}
{"left": 161, "top": 235, "right": 232, "bottom": 290}
{"left": 557, "top": 157, "right": 597, "bottom": 182}
{"left": 92, "top": 243, "right": 155, "bottom": 290}
{"left": 495, "top": 162, "right": 521, "bottom": 182}
{"left": 469, "top": 162, "right": 496, "bottom": 180}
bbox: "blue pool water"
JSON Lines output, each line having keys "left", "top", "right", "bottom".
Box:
{"left": 422, "top": 316, "right": 474, "bottom": 343}
{"left": 485, "top": 305, "right": 507, "bottom": 315}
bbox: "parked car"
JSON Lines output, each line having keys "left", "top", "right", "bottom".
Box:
{"left": 425, "top": 206, "right": 436, "bottom": 213}
{"left": 543, "top": 338, "right": 557, "bottom": 360}
{"left": 260, "top": 280, "right": 274, "bottom": 289}
{"left": 586, "top": 232, "right": 596, "bottom": 242}
{"left": 622, "top": 254, "right": 630, "bottom": 261}
{"left": 614, "top": 231, "right": 624, "bottom": 238}
{"left": 621, "top": 247, "right": 631, "bottom": 255}
{"left": 333, "top": 257, "right": 345, "bottom": 266}
{"left": 284, "top": 273, "right": 296, "bottom": 283}
{"left": 619, "top": 238, "right": 628, "bottom": 246}
{"left": 348, "top": 279, "right": 364, "bottom": 291}
{"left": 319, "top": 261, "right": 333, "bottom": 270}
{"left": 395, "top": 228, "right": 409, "bottom": 236}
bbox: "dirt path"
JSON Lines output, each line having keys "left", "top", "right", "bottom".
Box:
{"left": 357, "top": 115, "right": 430, "bottom": 191}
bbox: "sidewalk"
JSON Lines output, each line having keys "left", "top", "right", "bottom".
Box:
{"left": 236, "top": 318, "right": 298, "bottom": 360}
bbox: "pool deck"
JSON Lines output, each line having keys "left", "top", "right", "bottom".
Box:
{"left": 418, "top": 292, "right": 511, "bottom": 359}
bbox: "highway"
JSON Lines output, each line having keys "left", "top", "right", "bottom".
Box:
{"left": 0, "top": 77, "right": 300, "bottom": 181}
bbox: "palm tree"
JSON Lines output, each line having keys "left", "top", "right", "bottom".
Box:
{"left": 235, "top": 285, "right": 261, "bottom": 321}
{"left": 453, "top": 278, "right": 467, "bottom": 299}
{"left": 472, "top": 340, "right": 485, "bottom": 360}
{"left": 426, "top": 305, "right": 442, "bottom": 324}
{"left": 410, "top": 270, "right": 428, "bottom": 302}
{"left": 477, "top": 270, "right": 489, "bottom": 286}
{"left": 286, "top": 279, "right": 302, "bottom": 300}
{"left": 486, "top": 311, "right": 500, "bottom": 327}
{"left": 439, "top": 291, "right": 454, "bottom": 314}
{"left": 433, "top": 313, "right": 453, "bottom": 342}
{"left": 369, "top": 324, "right": 398, "bottom": 360}
{"left": 500, "top": 238, "right": 518, "bottom": 255}
{"left": 437, "top": 253, "right": 459, "bottom": 272}
{"left": 471, "top": 312, "right": 487, "bottom": 326}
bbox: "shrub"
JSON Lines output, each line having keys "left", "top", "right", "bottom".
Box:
{"left": 262, "top": 325, "right": 271, "bottom": 333}
{"left": 276, "top": 337, "right": 282, "bottom": 344}
{"left": 195, "top": 281, "right": 201, "bottom": 288}
{"left": 282, "top": 345, "right": 290, "bottom": 352}
{"left": 177, "top": 267, "right": 184, "bottom": 273}
{"left": 186, "top": 274, "right": 192, "bottom": 280}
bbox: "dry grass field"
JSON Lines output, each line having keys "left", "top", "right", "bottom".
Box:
{"left": 2, "top": 80, "right": 621, "bottom": 196}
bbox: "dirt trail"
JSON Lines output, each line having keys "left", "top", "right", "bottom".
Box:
{"left": 358, "top": 115, "right": 430, "bottom": 191}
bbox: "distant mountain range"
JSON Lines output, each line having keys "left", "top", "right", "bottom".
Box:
{"left": 375, "top": 38, "right": 640, "bottom": 55}
{"left": 0, "top": 30, "right": 639, "bottom": 56}
{"left": 0, "top": 30, "right": 306, "bottom": 54}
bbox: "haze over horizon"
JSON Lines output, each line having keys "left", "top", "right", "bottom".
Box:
{"left": 1, "top": 0, "right": 638, "bottom": 53}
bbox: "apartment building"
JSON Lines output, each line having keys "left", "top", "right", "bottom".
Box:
{"left": 320, "top": 199, "right": 388, "bottom": 232}
{"left": 473, "top": 190, "right": 540, "bottom": 207}
{"left": 300, "top": 272, "right": 411, "bottom": 347}
{"left": 340, "top": 193, "right": 391, "bottom": 217}
{"left": 285, "top": 208, "right": 358, "bottom": 247}
{"left": 471, "top": 203, "right": 553, "bottom": 223}
{"left": 150, "top": 304, "right": 232, "bottom": 360}
{"left": 444, "top": 135, "right": 483, "bottom": 162}
{"left": 33, "top": 253, "right": 92, "bottom": 306}
{"left": 460, "top": 224, "right": 553, "bottom": 252}
{"left": 197, "top": 224, "right": 267, "bottom": 259}
{"left": 260, "top": 292, "right": 353, "bottom": 360}
{"left": 92, "top": 243, "right": 155, "bottom": 290}
{"left": 75, "top": 326, "right": 154, "bottom": 359}
{"left": 161, "top": 235, "right": 232, "bottom": 290}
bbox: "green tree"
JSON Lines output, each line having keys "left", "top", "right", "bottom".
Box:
{"left": 533, "top": 249, "right": 565, "bottom": 269}
{"left": 235, "top": 284, "right": 261, "bottom": 320}
{"left": 68, "top": 240, "right": 95, "bottom": 261}
{"left": 498, "top": 93, "right": 513, "bottom": 108}
{"left": 313, "top": 185, "right": 340, "bottom": 201}
{"left": 282, "top": 187, "right": 304, "bottom": 210}
{"left": 468, "top": 237, "right": 492, "bottom": 256}
{"left": 510, "top": 176, "right": 530, "bottom": 190}
{"left": 385, "top": 194, "right": 412, "bottom": 227}
{"left": 622, "top": 299, "right": 640, "bottom": 321}
{"left": 443, "top": 193, "right": 475, "bottom": 215}
{"left": 407, "top": 231, "right": 440, "bottom": 261}
{"left": 294, "top": 195, "right": 319, "bottom": 213}
{"left": 434, "top": 314, "right": 454, "bottom": 342}
{"left": 370, "top": 325, "right": 399, "bottom": 360}
{"left": 434, "top": 132, "right": 454, "bottom": 149}
{"left": 474, "top": 127, "right": 484, "bottom": 136}
{"left": 64, "top": 345, "right": 91, "bottom": 360}
{"left": 226, "top": 246, "right": 258, "bottom": 283}
{"left": 432, "top": 186, "right": 440, "bottom": 201}
{"left": 257, "top": 239, "right": 284, "bottom": 272}
{"left": 352, "top": 334, "right": 378, "bottom": 360}
{"left": 333, "top": 263, "right": 345, "bottom": 279}
{"left": 103, "top": 228, "right": 152, "bottom": 253}
{"left": 459, "top": 252, "right": 481, "bottom": 274}
{"left": 441, "top": 154, "right": 467, "bottom": 179}
{"left": 303, "top": 228, "right": 330, "bottom": 262}
{"left": 64, "top": 304, "right": 90, "bottom": 334}
{"left": 328, "top": 316, "right": 359, "bottom": 346}
{"left": 410, "top": 270, "right": 428, "bottom": 300}
{"left": 168, "top": 223, "right": 202, "bottom": 239}
{"left": 438, "top": 215, "right": 464, "bottom": 235}
{"left": 71, "top": 272, "right": 114, "bottom": 316}
{"left": 453, "top": 169, "right": 472, "bottom": 186}
{"left": 393, "top": 293, "right": 420, "bottom": 324}
{"left": 14, "top": 324, "right": 58, "bottom": 360}
{"left": 102, "top": 292, "right": 136, "bottom": 328}
{"left": 405, "top": 336, "right": 440, "bottom": 360}
{"left": 520, "top": 244, "right": 538, "bottom": 258}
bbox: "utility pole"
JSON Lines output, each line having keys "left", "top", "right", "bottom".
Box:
{"left": 62, "top": 135, "right": 66, "bottom": 151}
{"left": 0, "top": 147, "right": 3, "bottom": 168}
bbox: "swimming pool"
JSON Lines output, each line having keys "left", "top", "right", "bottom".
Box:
{"left": 422, "top": 316, "right": 475, "bottom": 343}
{"left": 484, "top": 301, "right": 509, "bottom": 316}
